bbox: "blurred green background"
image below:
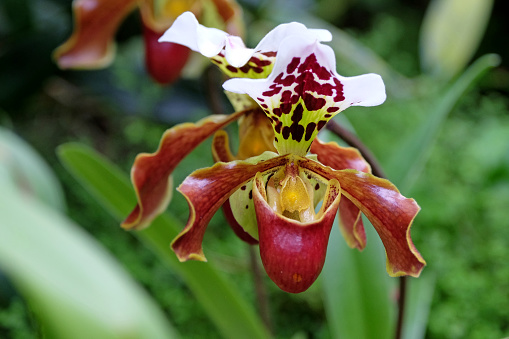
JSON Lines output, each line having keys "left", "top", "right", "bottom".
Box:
{"left": 1, "top": 0, "right": 508, "bottom": 338}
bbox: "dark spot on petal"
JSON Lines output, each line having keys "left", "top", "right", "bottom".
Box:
{"left": 305, "top": 122, "right": 316, "bottom": 141}
{"left": 281, "top": 103, "right": 292, "bottom": 114}
{"left": 303, "top": 93, "right": 326, "bottom": 111}
{"left": 226, "top": 65, "right": 238, "bottom": 73}
{"left": 249, "top": 190, "right": 253, "bottom": 199}
{"left": 291, "top": 103, "right": 304, "bottom": 123}
{"left": 275, "top": 121, "right": 282, "bottom": 133}
{"left": 282, "top": 126, "right": 291, "bottom": 140}
{"left": 287, "top": 57, "right": 300, "bottom": 73}
{"left": 241, "top": 185, "right": 246, "bottom": 190}
{"left": 290, "top": 123, "right": 304, "bottom": 142}
{"left": 317, "top": 120, "right": 327, "bottom": 131}
{"left": 315, "top": 183, "right": 320, "bottom": 190}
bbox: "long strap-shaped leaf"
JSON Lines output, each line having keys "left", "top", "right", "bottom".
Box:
{"left": 0, "top": 177, "right": 178, "bottom": 339}
{"left": 57, "top": 143, "right": 270, "bottom": 339}
{"left": 386, "top": 54, "right": 500, "bottom": 192}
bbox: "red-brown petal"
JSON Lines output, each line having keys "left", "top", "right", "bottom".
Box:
{"left": 122, "top": 111, "right": 244, "bottom": 230}
{"left": 54, "top": 0, "right": 137, "bottom": 69}
{"left": 253, "top": 172, "right": 342, "bottom": 293}
{"left": 211, "top": 130, "right": 236, "bottom": 163}
{"left": 212, "top": 129, "right": 259, "bottom": 244}
{"left": 171, "top": 156, "right": 288, "bottom": 261}
{"left": 300, "top": 158, "right": 426, "bottom": 277}
{"left": 142, "top": 23, "right": 191, "bottom": 84}
{"left": 310, "top": 138, "right": 371, "bottom": 173}
{"left": 310, "top": 138, "right": 370, "bottom": 249}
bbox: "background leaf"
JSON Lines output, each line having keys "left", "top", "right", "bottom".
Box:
{"left": 386, "top": 53, "right": 500, "bottom": 192}
{"left": 0, "top": 127, "right": 65, "bottom": 211}
{"left": 57, "top": 142, "right": 271, "bottom": 339}
{"left": 420, "top": 0, "right": 494, "bottom": 80}
{"left": 322, "top": 220, "right": 395, "bottom": 339}
{"left": 0, "top": 181, "right": 179, "bottom": 339}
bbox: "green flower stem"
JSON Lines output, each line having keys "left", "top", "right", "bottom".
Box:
{"left": 249, "top": 246, "right": 273, "bottom": 334}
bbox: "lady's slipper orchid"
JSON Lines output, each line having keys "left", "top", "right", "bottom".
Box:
{"left": 122, "top": 17, "right": 426, "bottom": 293}
{"left": 53, "top": 0, "right": 244, "bottom": 84}
{"left": 122, "top": 15, "right": 332, "bottom": 230}
{"left": 169, "top": 37, "right": 424, "bottom": 293}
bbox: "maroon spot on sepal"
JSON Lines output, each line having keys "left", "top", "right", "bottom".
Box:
{"left": 317, "top": 120, "right": 327, "bottom": 131}
{"left": 303, "top": 93, "right": 326, "bottom": 111}
{"left": 226, "top": 65, "right": 239, "bottom": 73}
{"left": 305, "top": 122, "right": 316, "bottom": 141}
{"left": 291, "top": 103, "right": 304, "bottom": 123}
{"left": 287, "top": 57, "right": 300, "bottom": 73}
{"left": 290, "top": 123, "right": 305, "bottom": 142}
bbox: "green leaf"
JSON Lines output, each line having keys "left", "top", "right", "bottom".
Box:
{"left": 0, "top": 182, "right": 178, "bottom": 339}
{"left": 319, "top": 125, "right": 394, "bottom": 339}
{"left": 57, "top": 142, "right": 271, "bottom": 339}
{"left": 386, "top": 54, "right": 500, "bottom": 192}
{"left": 420, "top": 0, "right": 494, "bottom": 80}
{"left": 0, "top": 127, "right": 65, "bottom": 211}
{"left": 322, "top": 220, "right": 395, "bottom": 339}
{"left": 402, "top": 273, "right": 436, "bottom": 339}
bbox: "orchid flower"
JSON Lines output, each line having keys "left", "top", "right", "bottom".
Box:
{"left": 122, "top": 13, "right": 333, "bottom": 231}
{"left": 121, "top": 16, "right": 425, "bottom": 293}
{"left": 53, "top": 0, "right": 243, "bottom": 84}
{"left": 168, "top": 36, "right": 425, "bottom": 293}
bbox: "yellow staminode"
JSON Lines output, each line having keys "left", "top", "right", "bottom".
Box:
{"left": 280, "top": 175, "right": 311, "bottom": 213}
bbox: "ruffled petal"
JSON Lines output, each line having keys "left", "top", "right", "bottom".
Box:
{"left": 299, "top": 157, "right": 426, "bottom": 277}
{"left": 160, "top": 12, "right": 331, "bottom": 79}
{"left": 222, "top": 22, "right": 331, "bottom": 68}
{"left": 172, "top": 154, "right": 288, "bottom": 261}
{"left": 223, "top": 36, "right": 386, "bottom": 156}
{"left": 158, "top": 11, "right": 229, "bottom": 58}
{"left": 310, "top": 138, "right": 371, "bottom": 173}
{"left": 54, "top": 0, "right": 137, "bottom": 69}
{"left": 122, "top": 111, "right": 245, "bottom": 230}
{"left": 253, "top": 172, "right": 342, "bottom": 293}
{"left": 310, "top": 138, "right": 370, "bottom": 249}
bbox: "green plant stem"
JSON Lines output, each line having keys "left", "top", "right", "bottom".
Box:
{"left": 248, "top": 246, "right": 273, "bottom": 334}
{"left": 325, "top": 118, "right": 407, "bottom": 339}
{"left": 395, "top": 276, "right": 407, "bottom": 339}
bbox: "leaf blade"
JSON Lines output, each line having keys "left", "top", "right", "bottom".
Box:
{"left": 57, "top": 142, "right": 271, "bottom": 339}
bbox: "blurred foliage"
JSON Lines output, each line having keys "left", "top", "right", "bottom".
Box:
{"left": 1, "top": 0, "right": 509, "bottom": 338}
